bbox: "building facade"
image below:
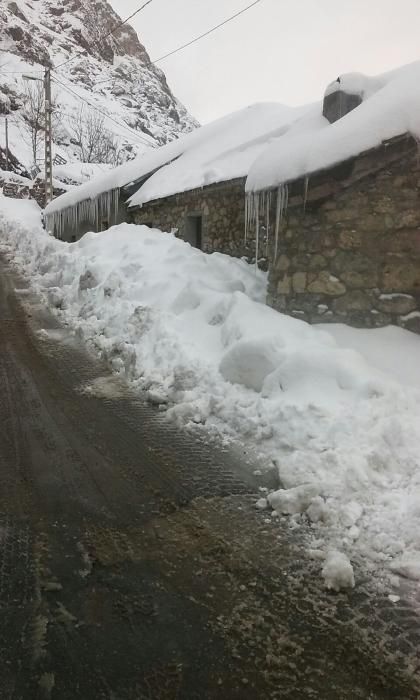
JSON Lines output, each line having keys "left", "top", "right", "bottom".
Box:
{"left": 129, "top": 178, "right": 259, "bottom": 261}
{"left": 264, "top": 135, "right": 420, "bottom": 333}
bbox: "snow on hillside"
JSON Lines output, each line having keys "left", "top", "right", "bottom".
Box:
{"left": 0, "top": 0, "right": 198, "bottom": 174}
{"left": 247, "top": 61, "right": 420, "bottom": 192}
{"left": 1, "top": 198, "right": 420, "bottom": 591}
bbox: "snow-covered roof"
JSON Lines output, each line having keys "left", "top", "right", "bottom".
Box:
{"left": 128, "top": 103, "right": 305, "bottom": 207}
{"left": 246, "top": 61, "right": 420, "bottom": 192}
{"left": 45, "top": 60, "right": 420, "bottom": 215}
{"left": 45, "top": 102, "right": 304, "bottom": 215}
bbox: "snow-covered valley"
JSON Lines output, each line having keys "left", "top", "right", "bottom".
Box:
{"left": 1, "top": 195, "right": 420, "bottom": 593}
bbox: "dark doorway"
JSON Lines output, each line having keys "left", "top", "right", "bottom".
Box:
{"left": 185, "top": 215, "right": 203, "bottom": 249}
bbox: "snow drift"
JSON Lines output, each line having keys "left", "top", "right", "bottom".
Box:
{"left": 1, "top": 199, "right": 420, "bottom": 587}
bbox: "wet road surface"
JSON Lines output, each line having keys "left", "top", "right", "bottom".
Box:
{"left": 0, "top": 257, "right": 419, "bottom": 699}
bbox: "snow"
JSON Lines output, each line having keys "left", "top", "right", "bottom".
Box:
{"left": 45, "top": 102, "right": 304, "bottom": 217}
{"left": 2, "top": 199, "right": 420, "bottom": 588}
{"left": 53, "top": 163, "right": 112, "bottom": 185}
{"left": 128, "top": 103, "right": 305, "bottom": 208}
{"left": 246, "top": 61, "right": 420, "bottom": 192}
{"left": 0, "top": 192, "right": 41, "bottom": 227}
{"left": 322, "top": 551, "right": 355, "bottom": 592}
{"left": 0, "top": 0, "right": 197, "bottom": 172}
{"left": 46, "top": 58, "right": 420, "bottom": 239}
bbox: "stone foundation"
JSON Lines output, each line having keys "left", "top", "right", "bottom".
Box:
{"left": 268, "top": 142, "right": 420, "bottom": 333}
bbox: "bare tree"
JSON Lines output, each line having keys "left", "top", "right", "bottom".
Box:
{"left": 20, "top": 82, "right": 62, "bottom": 165}
{"left": 21, "top": 81, "right": 45, "bottom": 164}
{"left": 69, "top": 104, "right": 124, "bottom": 165}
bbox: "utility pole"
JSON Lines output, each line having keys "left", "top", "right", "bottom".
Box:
{"left": 5, "top": 116, "right": 9, "bottom": 171}
{"left": 44, "top": 68, "right": 53, "bottom": 207}
{"left": 23, "top": 68, "right": 54, "bottom": 207}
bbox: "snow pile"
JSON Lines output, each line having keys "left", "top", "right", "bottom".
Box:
{"left": 1, "top": 204, "right": 420, "bottom": 587}
{"left": 246, "top": 61, "right": 420, "bottom": 192}
{"left": 0, "top": 193, "right": 41, "bottom": 229}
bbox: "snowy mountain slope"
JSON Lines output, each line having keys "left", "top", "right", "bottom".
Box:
{"left": 0, "top": 0, "right": 198, "bottom": 174}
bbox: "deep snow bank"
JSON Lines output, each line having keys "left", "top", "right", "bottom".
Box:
{"left": 1, "top": 200, "right": 420, "bottom": 588}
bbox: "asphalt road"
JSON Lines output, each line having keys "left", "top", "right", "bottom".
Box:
{"left": 0, "top": 257, "right": 419, "bottom": 700}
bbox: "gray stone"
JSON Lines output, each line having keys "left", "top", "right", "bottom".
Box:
{"left": 275, "top": 254, "right": 290, "bottom": 271}
{"left": 277, "top": 275, "right": 291, "bottom": 294}
{"left": 382, "top": 256, "right": 420, "bottom": 292}
{"left": 308, "top": 254, "right": 327, "bottom": 271}
{"left": 376, "top": 294, "right": 417, "bottom": 315}
{"left": 333, "top": 291, "right": 372, "bottom": 312}
{"left": 399, "top": 312, "right": 420, "bottom": 334}
{"left": 292, "top": 272, "right": 307, "bottom": 293}
{"left": 307, "top": 272, "right": 346, "bottom": 296}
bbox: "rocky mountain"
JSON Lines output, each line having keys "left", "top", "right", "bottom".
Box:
{"left": 0, "top": 0, "right": 198, "bottom": 177}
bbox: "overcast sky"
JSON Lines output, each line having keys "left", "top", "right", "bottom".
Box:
{"left": 110, "top": 0, "right": 420, "bottom": 124}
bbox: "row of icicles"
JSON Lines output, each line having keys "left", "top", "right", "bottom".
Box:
{"left": 245, "top": 179, "right": 309, "bottom": 272}
{"left": 45, "top": 188, "right": 120, "bottom": 239}
{"left": 245, "top": 185, "right": 289, "bottom": 271}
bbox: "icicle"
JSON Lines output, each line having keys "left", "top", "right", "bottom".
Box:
{"left": 274, "top": 186, "right": 282, "bottom": 261}
{"left": 265, "top": 190, "right": 271, "bottom": 256}
{"left": 273, "top": 184, "right": 289, "bottom": 261}
{"left": 244, "top": 192, "right": 249, "bottom": 243}
{"left": 303, "top": 176, "right": 309, "bottom": 213}
{"left": 255, "top": 192, "right": 260, "bottom": 273}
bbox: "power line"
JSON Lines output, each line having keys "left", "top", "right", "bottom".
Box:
{"left": 152, "top": 0, "right": 264, "bottom": 64}
{"left": 91, "top": 0, "right": 264, "bottom": 88}
{"left": 53, "top": 0, "right": 154, "bottom": 71}
{"left": 51, "top": 75, "right": 156, "bottom": 148}
{"left": 52, "top": 75, "right": 155, "bottom": 147}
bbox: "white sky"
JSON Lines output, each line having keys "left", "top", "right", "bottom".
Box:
{"left": 110, "top": 0, "right": 420, "bottom": 124}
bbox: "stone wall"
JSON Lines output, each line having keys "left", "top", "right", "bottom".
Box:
{"left": 268, "top": 142, "right": 420, "bottom": 333}
{"left": 129, "top": 179, "right": 259, "bottom": 261}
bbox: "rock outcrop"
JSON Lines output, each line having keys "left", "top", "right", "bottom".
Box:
{"left": 0, "top": 0, "right": 198, "bottom": 171}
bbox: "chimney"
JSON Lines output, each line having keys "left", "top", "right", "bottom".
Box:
{"left": 323, "top": 77, "right": 363, "bottom": 124}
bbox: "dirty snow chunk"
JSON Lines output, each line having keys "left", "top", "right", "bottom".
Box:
{"left": 306, "top": 496, "right": 329, "bottom": 523}
{"left": 255, "top": 497, "right": 268, "bottom": 510}
{"left": 268, "top": 484, "right": 319, "bottom": 516}
{"left": 322, "top": 551, "right": 355, "bottom": 592}
{"left": 389, "top": 555, "right": 420, "bottom": 581}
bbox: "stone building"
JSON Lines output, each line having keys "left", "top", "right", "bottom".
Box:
{"left": 45, "top": 62, "right": 420, "bottom": 333}
{"left": 260, "top": 134, "right": 420, "bottom": 334}
{"left": 242, "top": 66, "right": 420, "bottom": 334}
{"left": 129, "top": 178, "right": 255, "bottom": 260}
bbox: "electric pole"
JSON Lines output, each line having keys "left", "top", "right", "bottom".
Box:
{"left": 44, "top": 68, "right": 53, "bottom": 207}
{"left": 5, "top": 116, "right": 9, "bottom": 171}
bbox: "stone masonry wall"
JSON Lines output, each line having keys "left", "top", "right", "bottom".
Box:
{"left": 129, "top": 179, "right": 260, "bottom": 261}
{"left": 268, "top": 147, "right": 420, "bottom": 333}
